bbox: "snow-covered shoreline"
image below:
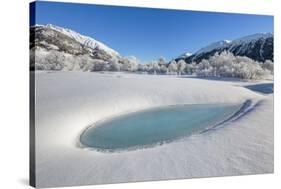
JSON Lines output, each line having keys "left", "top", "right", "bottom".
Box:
{"left": 34, "top": 71, "right": 273, "bottom": 188}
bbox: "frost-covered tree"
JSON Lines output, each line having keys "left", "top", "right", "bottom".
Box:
{"left": 185, "top": 62, "right": 196, "bottom": 75}
{"left": 92, "top": 59, "right": 108, "bottom": 71}
{"left": 33, "top": 46, "right": 272, "bottom": 80}
{"left": 34, "top": 49, "right": 64, "bottom": 70}
{"left": 138, "top": 64, "right": 149, "bottom": 72}
{"left": 168, "top": 60, "right": 178, "bottom": 74}
{"left": 195, "top": 51, "right": 270, "bottom": 79}
{"left": 196, "top": 59, "right": 213, "bottom": 77}
{"left": 177, "top": 60, "right": 186, "bottom": 75}
{"left": 146, "top": 62, "right": 154, "bottom": 74}
{"left": 78, "top": 54, "right": 94, "bottom": 71}
{"left": 158, "top": 57, "right": 166, "bottom": 65}
{"left": 121, "top": 56, "right": 139, "bottom": 71}
{"left": 262, "top": 60, "right": 274, "bottom": 74}
{"left": 151, "top": 61, "right": 160, "bottom": 74}
{"left": 159, "top": 65, "right": 168, "bottom": 74}
{"left": 108, "top": 57, "right": 121, "bottom": 71}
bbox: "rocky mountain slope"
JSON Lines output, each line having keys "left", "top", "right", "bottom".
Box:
{"left": 176, "top": 33, "right": 273, "bottom": 63}
{"left": 30, "top": 24, "right": 120, "bottom": 62}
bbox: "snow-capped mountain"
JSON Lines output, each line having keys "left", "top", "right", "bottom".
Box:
{"left": 30, "top": 24, "right": 273, "bottom": 73}
{"left": 195, "top": 40, "right": 231, "bottom": 55}
{"left": 176, "top": 33, "right": 273, "bottom": 63}
{"left": 178, "top": 52, "right": 193, "bottom": 59}
{"left": 44, "top": 24, "right": 119, "bottom": 57}
{"left": 30, "top": 24, "right": 120, "bottom": 62}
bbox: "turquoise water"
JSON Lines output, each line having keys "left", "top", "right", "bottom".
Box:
{"left": 80, "top": 103, "right": 241, "bottom": 151}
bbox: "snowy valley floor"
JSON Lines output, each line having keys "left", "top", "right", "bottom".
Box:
{"left": 34, "top": 71, "right": 273, "bottom": 187}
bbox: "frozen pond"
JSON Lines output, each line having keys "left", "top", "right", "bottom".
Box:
{"left": 80, "top": 103, "right": 242, "bottom": 151}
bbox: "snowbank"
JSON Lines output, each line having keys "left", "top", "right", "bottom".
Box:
{"left": 34, "top": 72, "right": 273, "bottom": 187}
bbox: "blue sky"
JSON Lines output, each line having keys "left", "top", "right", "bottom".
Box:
{"left": 32, "top": 1, "right": 273, "bottom": 63}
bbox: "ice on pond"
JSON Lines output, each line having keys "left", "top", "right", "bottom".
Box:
{"left": 80, "top": 103, "right": 242, "bottom": 151}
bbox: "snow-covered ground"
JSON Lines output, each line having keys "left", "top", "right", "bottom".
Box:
{"left": 34, "top": 71, "right": 273, "bottom": 188}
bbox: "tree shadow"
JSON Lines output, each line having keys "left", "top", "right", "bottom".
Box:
{"left": 244, "top": 83, "right": 273, "bottom": 94}
{"left": 180, "top": 75, "right": 244, "bottom": 83}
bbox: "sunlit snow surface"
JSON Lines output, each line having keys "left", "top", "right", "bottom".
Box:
{"left": 44, "top": 24, "right": 120, "bottom": 57}
{"left": 34, "top": 71, "right": 273, "bottom": 188}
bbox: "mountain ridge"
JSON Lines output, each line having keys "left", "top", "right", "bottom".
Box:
{"left": 175, "top": 33, "right": 273, "bottom": 63}
{"left": 30, "top": 24, "right": 273, "bottom": 71}
{"left": 43, "top": 24, "right": 120, "bottom": 57}
{"left": 30, "top": 24, "right": 120, "bottom": 62}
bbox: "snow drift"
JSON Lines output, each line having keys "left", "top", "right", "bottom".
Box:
{"left": 34, "top": 72, "right": 273, "bottom": 187}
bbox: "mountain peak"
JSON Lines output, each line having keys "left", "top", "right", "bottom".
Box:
{"left": 195, "top": 40, "right": 230, "bottom": 55}
{"left": 176, "top": 32, "right": 273, "bottom": 63}
{"left": 232, "top": 32, "right": 273, "bottom": 44}
{"left": 43, "top": 24, "right": 120, "bottom": 57}
{"left": 178, "top": 52, "right": 193, "bottom": 59}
